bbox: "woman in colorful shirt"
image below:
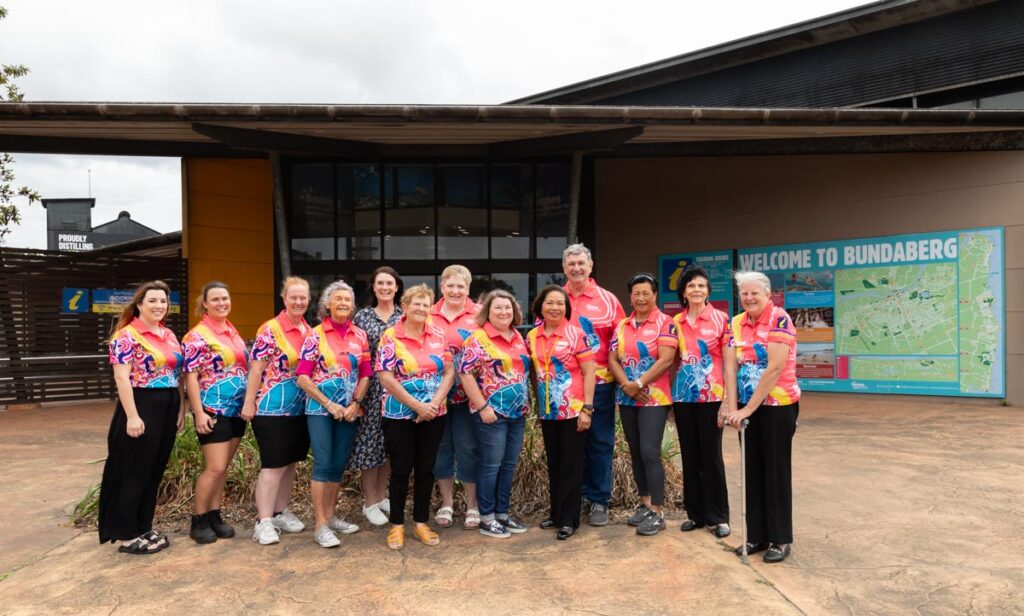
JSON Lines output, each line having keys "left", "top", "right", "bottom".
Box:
{"left": 378, "top": 284, "right": 455, "bottom": 550}
{"left": 182, "top": 281, "right": 249, "bottom": 544}
{"left": 296, "top": 280, "right": 371, "bottom": 548}
{"left": 527, "top": 285, "right": 596, "bottom": 541}
{"left": 242, "top": 276, "right": 312, "bottom": 545}
{"left": 350, "top": 266, "right": 403, "bottom": 527}
{"left": 99, "top": 280, "right": 184, "bottom": 555}
{"left": 607, "top": 273, "right": 677, "bottom": 537}
{"left": 723, "top": 271, "right": 801, "bottom": 564}
{"left": 430, "top": 264, "right": 481, "bottom": 530}
{"left": 671, "top": 267, "right": 733, "bottom": 540}
{"left": 459, "top": 290, "right": 530, "bottom": 539}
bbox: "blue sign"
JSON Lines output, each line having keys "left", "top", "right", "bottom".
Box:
{"left": 657, "top": 250, "right": 734, "bottom": 316}
{"left": 92, "top": 289, "right": 181, "bottom": 314}
{"left": 61, "top": 288, "right": 90, "bottom": 313}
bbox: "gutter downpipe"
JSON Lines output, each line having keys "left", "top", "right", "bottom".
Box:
{"left": 269, "top": 151, "right": 292, "bottom": 280}
{"left": 568, "top": 151, "right": 583, "bottom": 244}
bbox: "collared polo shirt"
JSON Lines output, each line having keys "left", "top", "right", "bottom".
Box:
{"left": 296, "top": 318, "right": 372, "bottom": 416}
{"left": 526, "top": 321, "right": 595, "bottom": 421}
{"left": 728, "top": 302, "right": 801, "bottom": 406}
{"left": 376, "top": 317, "right": 452, "bottom": 420}
{"left": 458, "top": 322, "right": 530, "bottom": 419}
{"left": 109, "top": 317, "right": 183, "bottom": 388}
{"left": 182, "top": 315, "right": 249, "bottom": 415}
{"left": 250, "top": 311, "right": 310, "bottom": 416}
{"left": 430, "top": 298, "right": 479, "bottom": 405}
{"left": 565, "top": 278, "right": 625, "bottom": 385}
{"left": 671, "top": 304, "right": 730, "bottom": 404}
{"left": 609, "top": 308, "right": 677, "bottom": 407}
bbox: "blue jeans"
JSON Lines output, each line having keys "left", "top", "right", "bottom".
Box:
{"left": 433, "top": 402, "right": 480, "bottom": 483}
{"left": 307, "top": 414, "right": 357, "bottom": 483}
{"left": 581, "top": 382, "right": 616, "bottom": 507}
{"left": 473, "top": 413, "right": 526, "bottom": 517}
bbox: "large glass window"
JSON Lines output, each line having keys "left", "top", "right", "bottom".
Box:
{"left": 385, "top": 165, "right": 435, "bottom": 259}
{"left": 535, "top": 164, "right": 570, "bottom": 258}
{"left": 290, "top": 164, "right": 334, "bottom": 261}
{"left": 343, "top": 164, "right": 382, "bottom": 260}
{"left": 490, "top": 164, "right": 532, "bottom": 259}
{"left": 438, "top": 165, "right": 487, "bottom": 259}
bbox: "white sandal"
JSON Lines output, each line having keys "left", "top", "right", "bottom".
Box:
{"left": 435, "top": 506, "right": 454, "bottom": 528}
{"left": 464, "top": 508, "right": 481, "bottom": 530}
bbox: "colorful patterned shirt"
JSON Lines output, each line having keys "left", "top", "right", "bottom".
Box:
{"left": 565, "top": 278, "right": 626, "bottom": 385}
{"left": 375, "top": 317, "right": 452, "bottom": 421}
{"left": 610, "top": 309, "right": 677, "bottom": 407}
{"left": 671, "top": 304, "right": 731, "bottom": 404}
{"left": 250, "top": 311, "right": 310, "bottom": 416}
{"left": 109, "top": 317, "right": 183, "bottom": 388}
{"left": 527, "top": 321, "right": 595, "bottom": 421}
{"left": 296, "top": 318, "right": 372, "bottom": 416}
{"left": 729, "top": 302, "right": 801, "bottom": 406}
{"left": 430, "top": 298, "right": 479, "bottom": 406}
{"left": 182, "top": 315, "right": 249, "bottom": 416}
{"left": 458, "top": 322, "right": 530, "bottom": 419}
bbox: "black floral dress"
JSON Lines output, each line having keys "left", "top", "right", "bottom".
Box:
{"left": 348, "top": 305, "right": 403, "bottom": 470}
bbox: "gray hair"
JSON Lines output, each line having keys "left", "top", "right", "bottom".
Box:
{"left": 734, "top": 271, "right": 771, "bottom": 293}
{"left": 318, "top": 280, "right": 355, "bottom": 319}
{"left": 562, "top": 243, "right": 592, "bottom": 263}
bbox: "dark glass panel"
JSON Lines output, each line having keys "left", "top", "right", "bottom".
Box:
{"left": 535, "top": 163, "right": 570, "bottom": 259}
{"left": 490, "top": 164, "right": 532, "bottom": 259}
{"left": 438, "top": 165, "right": 487, "bottom": 259}
{"left": 384, "top": 165, "right": 435, "bottom": 259}
{"left": 340, "top": 164, "right": 382, "bottom": 260}
{"left": 290, "top": 164, "right": 334, "bottom": 261}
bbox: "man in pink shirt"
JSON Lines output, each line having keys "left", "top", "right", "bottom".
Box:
{"left": 562, "top": 243, "right": 626, "bottom": 526}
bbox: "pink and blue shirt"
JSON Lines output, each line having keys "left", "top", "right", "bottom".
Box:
{"left": 609, "top": 309, "right": 677, "bottom": 407}
{"left": 109, "top": 317, "right": 183, "bottom": 388}
{"left": 565, "top": 279, "right": 626, "bottom": 385}
{"left": 671, "top": 304, "right": 731, "bottom": 404}
{"left": 526, "top": 321, "right": 595, "bottom": 421}
{"left": 296, "top": 318, "right": 372, "bottom": 416}
{"left": 250, "top": 311, "right": 310, "bottom": 416}
{"left": 430, "top": 299, "right": 479, "bottom": 406}
{"left": 729, "top": 302, "right": 801, "bottom": 406}
{"left": 182, "top": 315, "right": 249, "bottom": 416}
{"left": 458, "top": 322, "right": 530, "bottom": 419}
{"left": 375, "top": 317, "right": 453, "bottom": 421}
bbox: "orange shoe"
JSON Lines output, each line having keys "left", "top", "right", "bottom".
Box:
{"left": 414, "top": 523, "right": 440, "bottom": 546}
{"left": 387, "top": 525, "right": 404, "bottom": 550}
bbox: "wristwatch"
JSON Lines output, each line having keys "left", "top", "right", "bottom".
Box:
{"left": 634, "top": 379, "right": 645, "bottom": 389}
{"left": 581, "top": 404, "right": 594, "bottom": 414}
{"left": 353, "top": 398, "right": 364, "bottom": 408}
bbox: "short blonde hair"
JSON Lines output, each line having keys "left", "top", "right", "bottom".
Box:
{"left": 400, "top": 283, "right": 435, "bottom": 307}
{"left": 440, "top": 265, "right": 472, "bottom": 288}
{"left": 280, "top": 275, "right": 310, "bottom": 298}
{"left": 734, "top": 271, "right": 771, "bottom": 293}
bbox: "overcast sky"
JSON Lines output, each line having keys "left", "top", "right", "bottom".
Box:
{"left": 1, "top": 0, "right": 866, "bottom": 248}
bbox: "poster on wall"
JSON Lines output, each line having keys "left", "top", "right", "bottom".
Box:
{"left": 737, "top": 227, "right": 1004, "bottom": 397}
{"left": 92, "top": 289, "right": 182, "bottom": 315}
{"left": 657, "top": 250, "right": 734, "bottom": 316}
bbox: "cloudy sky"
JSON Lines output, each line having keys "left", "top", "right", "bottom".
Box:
{"left": 1, "top": 0, "right": 865, "bottom": 248}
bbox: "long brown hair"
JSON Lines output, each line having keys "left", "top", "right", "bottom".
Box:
{"left": 112, "top": 280, "right": 171, "bottom": 334}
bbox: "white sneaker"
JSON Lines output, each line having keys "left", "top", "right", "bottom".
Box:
{"left": 271, "top": 508, "right": 305, "bottom": 533}
{"left": 329, "top": 516, "right": 360, "bottom": 535}
{"left": 376, "top": 498, "right": 391, "bottom": 516}
{"left": 252, "top": 518, "right": 280, "bottom": 545}
{"left": 362, "top": 503, "right": 389, "bottom": 526}
{"left": 314, "top": 525, "right": 341, "bottom": 548}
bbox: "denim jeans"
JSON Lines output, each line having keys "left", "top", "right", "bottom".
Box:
{"left": 473, "top": 413, "right": 526, "bottom": 517}
{"left": 433, "top": 402, "right": 480, "bottom": 483}
{"left": 307, "top": 414, "right": 358, "bottom": 483}
{"left": 581, "top": 382, "right": 616, "bottom": 507}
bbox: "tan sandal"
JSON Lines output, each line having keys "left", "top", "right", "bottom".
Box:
{"left": 387, "top": 525, "right": 405, "bottom": 550}
{"left": 414, "top": 523, "right": 440, "bottom": 546}
{"left": 463, "top": 509, "right": 481, "bottom": 530}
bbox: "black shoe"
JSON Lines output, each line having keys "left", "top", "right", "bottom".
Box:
{"left": 498, "top": 517, "right": 528, "bottom": 534}
{"left": 556, "top": 526, "right": 576, "bottom": 540}
{"left": 207, "top": 509, "right": 236, "bottom": 539}
{"left": 710, "top": 523, "right": 731, "bottom": 538}
{"left": 680, "top": 520, "right": 704, "bottom": 532}
{"left": 539, "top": 519, "right": 556, "bottom": 530}
{"left": 734, "top": 541, "right": 770, "bottom": 556}
{"left": 763, "top": 543, "right": 791, "bottom": 563}
{"left": 190, "top": 514, "right": 217, "bottom": 544}
{"left": 636, "top": 513, "right": 666, "bottom": 536}
{"left": 627, "top": 505, "right": 653, "bottom": 527}
{"left": 587, "top": 503, "right": 609, "bottom": 527}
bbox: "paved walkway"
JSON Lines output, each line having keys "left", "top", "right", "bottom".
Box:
{"left": 0, "top": 395, "right": 1021, "bottom": 615}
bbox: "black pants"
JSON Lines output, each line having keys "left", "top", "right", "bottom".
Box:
{"left": 383, "top": 415, "right": 447, "bottom": 525}
{"left": 674, "top": 401, "right": 730, "bottom": 526}
{"left": 743, "top": 402, "right": 798, "bottom": 545}
{"left": 541, "top": 418, "right": 585, "bottom": 529}
{"left": 98, "top": 388, "right": 179, "bottom": 543}
{"left": 619, "top": 405, "right": 669, "bottom": 506}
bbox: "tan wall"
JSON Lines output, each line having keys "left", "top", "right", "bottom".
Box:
{"left": 183, "top": 158, "right": 275, "bottom": 339}
{"left": 595, "top": 151, "right": 1023, "bottom": 403}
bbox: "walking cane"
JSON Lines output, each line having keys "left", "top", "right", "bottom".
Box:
{"left": 739, "top": 418, "right": 750, "bottom": 565}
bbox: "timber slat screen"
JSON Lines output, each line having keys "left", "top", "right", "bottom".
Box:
{"left": 0, "top": 248, "right": 187, "bottom": 405}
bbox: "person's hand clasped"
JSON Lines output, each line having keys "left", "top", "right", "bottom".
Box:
{"left": 327, "top": 402, "right": 344, "bottom": 421}
{"left": 194, "top": 412, "right": 215, "bottom": 435}
{"left": 479, "top": 405, "right": 498, "bottom": 425}
{"left": 577, "top": 411, "right": 592, "bottom": 432}
{"left": 724, "top": 407, "right": 752, "bottom": 429}
{"left": 414, "top": 401, "right": 436, "bottom": 423}
{"left": 343, "top": 402, "right": 360, "bottom": 422}
{"left": 126, "top": 415, "right": 145, "bottom": 438}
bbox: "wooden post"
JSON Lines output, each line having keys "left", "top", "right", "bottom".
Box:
{"left": 269, "top": 151, "right": 291, "bottom": 279}
{"left": 567, "top": 151, "right": 583, "bottom": 245}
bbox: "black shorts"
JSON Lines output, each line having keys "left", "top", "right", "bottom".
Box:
{"left": 196, "top": 411, "right": 247, "bottom": 446}
{"left": 251, "top": 415, "right": 310, "bottom": 469}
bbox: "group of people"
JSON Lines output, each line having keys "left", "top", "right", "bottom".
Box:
{"left": 98, "top": 244, "right": 800, "bottom": 564}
